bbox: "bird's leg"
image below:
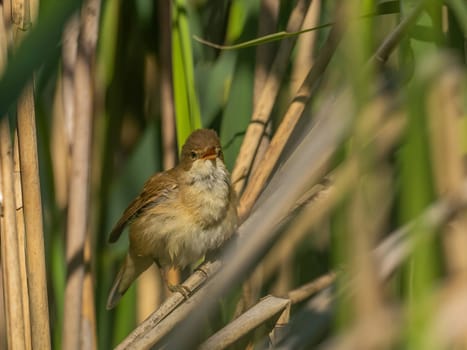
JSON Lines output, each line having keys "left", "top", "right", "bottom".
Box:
{"left": 155, "top": 260, "right": 192, "bottom": 299}
{"left": 167, "top": 282, "right": 191, "bottom": 299}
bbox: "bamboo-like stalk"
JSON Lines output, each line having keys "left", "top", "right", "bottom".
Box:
{"left": 16, "top": 68, "right": 51, "bottom": 350}
{"left": 62, "top": 0, "right": 100, "bottom": 349}
{"left": 0, "top": 117, "right": 27, "bottom": 350}
{"left": 13, "top": 0, "right": 52, "bottom": 346}
{"left": 13, "top": 132, "right": 32, "bottom": 350}
{"left": 289, "top": 0, "right": 320, "bottom": 95}
{"left": 0, "top": 4, "right": 28, "bottom": 349}
{"left": 81, "top": 234, "right": 97, "bottom": 349}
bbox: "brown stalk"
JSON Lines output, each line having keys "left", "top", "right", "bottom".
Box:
{"left": 54, "top": 14, "right": 79, "bottom": 209}
{"left": 290, "top": 0, "right": 321, "bottom": 95}
{"left": 0, "top": 117, "right": 27, "bottom": 349}
{"left": 12, "top": 0, "right": 51, "bottom": 347}
{"left": 81, "top": 233, "right": 97, "bottom": 350}
{"left": 62, "top": 0, "right": 100, "bottom": 349}
{"left": 13, "top": 132, "right": 32, "bottom": 350}
{"left": 16, "top": 56, "right": 50, "bottom": 350}
{"left": 287, "top": 272, "right": 337, "bottom": 305}
{"left": 231, "top": 0, "right": 311, "bottom": 195}
{"left": 0, "top": 3, "right": 26, "bottom": 349}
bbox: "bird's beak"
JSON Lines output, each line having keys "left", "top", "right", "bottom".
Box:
{"left": 201, "top": 147, "right": 217, "bottom": 160}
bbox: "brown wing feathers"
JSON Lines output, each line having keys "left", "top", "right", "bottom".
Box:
{"left": 107, "top": 172, "right": 178, "bottom": 243}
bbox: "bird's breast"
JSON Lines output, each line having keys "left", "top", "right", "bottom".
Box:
{"left": 129, "top": 164, "right": 237, "bottom": 269}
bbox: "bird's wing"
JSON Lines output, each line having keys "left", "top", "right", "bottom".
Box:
{"left": 108, "top": 170, "right": 179, "bottom": 243}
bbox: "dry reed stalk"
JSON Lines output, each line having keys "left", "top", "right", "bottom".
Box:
{"left": 231, "top": 0, "right": 311, "bottom": 195}
{"left": 287, "top": 272, "right": 337, "bottom": 304}
{"left": 0, "top": 271, "right": 7, "bottom": 350}
{"left": 52, "top": 14, "right": 79, "bottom": 209}
{"left": 0, "top": 4, "right": 28, "bottom": 349}
{"left": 0, "top": 117, "right": 27, "bottom": 350}
{"left": 13, "top": 132, "right": 32, "bottom": 350}
{"left": 199, "top": 295, "right": 290, "bottom": 350}
{"left": 81, "top": 234, "right": 97, "bottom": 350}
{"left": 12, "top": 0, "right": 51, "bottom": 347}
{"left": 290, "top": 0, "right": 321, "bottom": 95}
{"left": 62, "top": 0, "right": 100, "bottom": 349}
{"left": 16, "top": 65, "right": 50, "bottom": 350}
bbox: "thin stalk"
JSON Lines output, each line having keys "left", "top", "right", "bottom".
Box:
{"left": 13, "top": 132, "right": 32, "bottom": 350}
{"left": 13, "top": 0, "right": 51, "bottom": 346}
{"left": 0, "top": 117, "right": 27, "bottom": 350}
{"left": 62, "top": 0, "right": 100, "bottom": 348}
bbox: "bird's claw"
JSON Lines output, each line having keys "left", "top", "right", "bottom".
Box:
{"left": 168, "top": 283, "right": 191, "bottom": 299}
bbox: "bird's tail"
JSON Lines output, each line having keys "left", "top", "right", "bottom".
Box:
{"left": 106, "top": 252, "right": 152, "bottom": 310}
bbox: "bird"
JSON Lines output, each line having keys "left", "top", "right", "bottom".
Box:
{"left": 106, "top": 129, "right": 238, "bottom": 310}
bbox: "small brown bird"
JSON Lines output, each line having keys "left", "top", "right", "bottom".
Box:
{"left": 106, "top": 129, "right": 238, "bottom": 310}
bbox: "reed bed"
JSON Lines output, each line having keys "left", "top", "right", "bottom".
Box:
{"left": 0, "top": 0, "right": 466, "bottom": 349}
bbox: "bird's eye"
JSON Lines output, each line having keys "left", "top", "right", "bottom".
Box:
{"left": 217, "top": 149, "right": 223, "bottom": 158}
{"left": 190, "top": 151, "right": 197, "bottom": 160}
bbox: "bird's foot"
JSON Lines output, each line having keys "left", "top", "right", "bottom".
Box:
{"left": 168, "top": 283, "right": 192, "bottom": 299}
{"left": 196, "top": 265, "right": 209, "bottom": 278}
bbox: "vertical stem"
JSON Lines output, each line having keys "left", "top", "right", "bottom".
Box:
{"left": 13, "top": 131, "right": 33, "bottom": 350}
{"left": 62, "top": 0, "right": 100, "bottom": 349}
{"left": 0, "top": 118, "right": 27, "bottom": 350}
{"left": 17, "top": 81, "right": 51, "bottom": 350}
{"left": 13, "top": 0, "right": 52, "bottom": 346}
